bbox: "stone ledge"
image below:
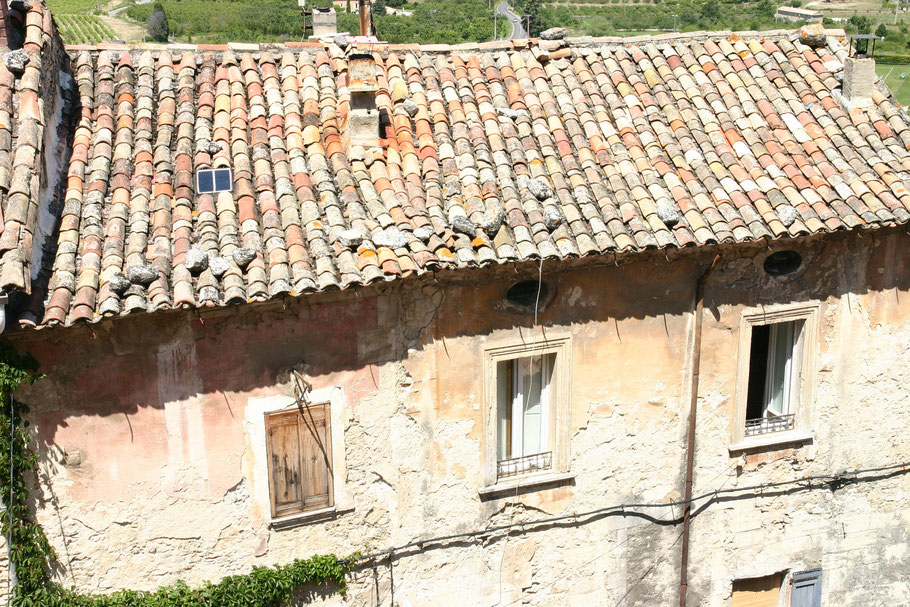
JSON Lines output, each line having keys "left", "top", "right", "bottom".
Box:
{"left": 269, "top": 504, "right": 355, "bottom": 531}
{"left": 478, "top": 471, "right": 575, "bottom": 500}
{"left": 728, "top": 430, "right": 814, "bottom": 454}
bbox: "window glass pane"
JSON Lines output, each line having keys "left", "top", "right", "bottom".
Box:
{"left": 520, "top": 357, "right": 544, "bottom": 456}
{"left": 765, "top": 322, "right": 797, "bottom": 416}
{"left": 197, "top": 170, "right": 214, "bottom": 193}
{"left": 214, "top": 168, "right": 232, "bottom": 192}
{"left": 496, "top": 361, "right": 510, "bottom": 461}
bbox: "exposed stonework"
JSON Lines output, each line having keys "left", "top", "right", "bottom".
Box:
{"left": 2, "top": 229, "right": 910, "bottom": 605}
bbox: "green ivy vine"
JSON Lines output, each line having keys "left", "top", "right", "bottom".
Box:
{"left": 0, "top": 344, "right": 357, "bottom": 606}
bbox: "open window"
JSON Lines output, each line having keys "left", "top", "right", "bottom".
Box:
{"left": 745, "top": 320, "right": 803, "bottom": 437}
{"left": 265, "top": 404, "right": 333, "bottom": 518}
{"left": 732, "top": 304, "right": 819, "bottom": 450}
{"left": 496, "top": 354, "right": 555, "bottom": 479}
{"left": 482, "top": 335, "right": 572, "bottom": 493}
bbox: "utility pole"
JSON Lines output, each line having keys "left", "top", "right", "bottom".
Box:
{"left": 673, "top": 13, "right": 678, "bottom": 32}
{"left": 493, "top": 11, "right": 498, "bottom": 40}
{"left": 526, "top": 14, "right": 530, "bottom": 36}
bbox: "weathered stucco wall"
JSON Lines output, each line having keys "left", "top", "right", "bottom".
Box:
{"left": 2, "top": 228, "right": 910, "bottom": 605}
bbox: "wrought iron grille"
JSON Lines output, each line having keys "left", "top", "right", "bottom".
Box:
{"left": 497, "top": 451, "right": 552, "bottom": 480}
{"left": 745, "top": 413, "right": 795, "bottom": 437}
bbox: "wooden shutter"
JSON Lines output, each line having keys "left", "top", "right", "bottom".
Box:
{"left": 791, "top": 570, "right": 822, "bottom": 607}
{"left": 732, "top": 574, "right": 781, "bottom": 607}
{"left": 266, "top": 404, "right": 333, "bottom": 518}
{"left": 299, "top": 403, "right": 333, "bottom": 510}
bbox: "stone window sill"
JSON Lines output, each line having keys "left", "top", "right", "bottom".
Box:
{"left": 478, "top": 471, "right": 575, "bottom": 500}
{"left": 728, "top": 430, "right": 814, "bottom": 454}
{"left": 269, "top": 504, "right": 354, "bottom": 531}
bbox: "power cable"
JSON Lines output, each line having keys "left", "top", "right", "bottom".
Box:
{"left": 346, "top": 460, "right": 910, "bottom": 567}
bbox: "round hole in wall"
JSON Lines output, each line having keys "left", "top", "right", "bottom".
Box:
{"left": 763, "top": 250, "right": 802, "bottom": 276}
{"left": 505, "top": 280, "right": 549, "bottom": 309}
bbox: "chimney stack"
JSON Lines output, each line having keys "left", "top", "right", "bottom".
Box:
{"left": 0, "top": 0, "right": 25, "bottom": 49}
{"left": 841, "top": 55, "right": 875, "bottom": 109}
{"left": 311, "top": 7, "right": 337, "bottom": 37}
{"left": 0, "top": 0, "right": 10, "bottom": 48}
{"left": 345, "top": 53, "right": 379, "bottom": 149}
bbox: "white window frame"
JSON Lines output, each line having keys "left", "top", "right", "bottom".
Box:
{"left": 196, "top": 167, "right": 233, "bottom": 194}
{"left": 245, "top": 387, "right": 353, "bottom": 528}
{"left": 481, "top": 334, "right": 572, "bottom": 493}
{"left": 731, "top": 303, "right": 820, "bottom": 452}
{"left": 497, "top": 354, "right": 554, "bottom": 477}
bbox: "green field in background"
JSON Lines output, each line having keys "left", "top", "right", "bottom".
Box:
{"left": 877, "top": 64, "right": 910, "bottom": 107}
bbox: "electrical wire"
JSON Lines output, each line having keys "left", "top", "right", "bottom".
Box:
{"left": 345, "top": 459, "right": 910, "bottom": 567}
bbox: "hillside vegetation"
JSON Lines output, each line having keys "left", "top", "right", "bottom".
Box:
{"left": 125, "top": 0, "right": 493, "bottom": 44}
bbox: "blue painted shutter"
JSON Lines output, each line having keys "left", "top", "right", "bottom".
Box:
{"left": 791, "top": 570, "right": 822, "bottom": 607}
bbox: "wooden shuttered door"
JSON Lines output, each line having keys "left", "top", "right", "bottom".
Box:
{"left": 732, "top": 574, "right": 782, "bottom": 607}
{"left": 266, "top": 404, "right": 333, "bottom": 518}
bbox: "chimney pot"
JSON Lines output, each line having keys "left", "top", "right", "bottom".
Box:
{"left": 311, "top": 7, "right": 337, "bottom": 37}
{"left": 841, "top": 55, "right": 875, "bottom": 109}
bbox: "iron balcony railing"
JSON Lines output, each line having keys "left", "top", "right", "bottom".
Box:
{"left": 497, "top": 451, "right": 552, "bottom": 480}
{"left": 745, "top": 413, "right": 795, "bottom": 437}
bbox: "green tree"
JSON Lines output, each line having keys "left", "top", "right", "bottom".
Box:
{"left": 875, "top": 23, "right": 887, "bottom": 38}
{"left": 526, "top": 0, "right": 544, "bottom": 37}
{"left": 700, "top": 0, "right": 720, "bottom": 21}
{"left": 147, "top": 2, "right": 169, "bottom": 42}
{"left": 756, "top": 0, "right": 775, "bottom": 18}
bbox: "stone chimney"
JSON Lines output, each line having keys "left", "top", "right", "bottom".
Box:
{"left": 345, "top": 53, "right": 379, "bottom": 148}
{"left": 0, "top": 0, "right": 10, "bottom": 48}
{"left": 312, "top": 7, "right": 337, "bottom": 37}
{"left": 841, "top": 55, "right": 875, "bottom": 109}
{"left": 0, "top": 0, "right": 26, "bottom": 49}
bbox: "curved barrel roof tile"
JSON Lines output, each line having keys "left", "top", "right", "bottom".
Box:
{"left": 4, "top": 6, "right": 910, "bottom": 328}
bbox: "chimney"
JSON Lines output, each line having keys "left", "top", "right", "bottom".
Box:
{"left": 345, "top": 53, "right": 379, "bottom": 148}
{"left": 841, "top": 55, "right": 875, "bottom": 109}
{"left": 0, "top": 0, "right": 25, "bottom": 49}
{"left": 311, "top": 7, "right": 337, "bottom": 37}
{"left": 0, "top": 0, "right": 9, "bottom": 48}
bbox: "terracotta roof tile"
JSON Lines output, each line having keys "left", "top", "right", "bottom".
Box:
{"left": 3, "top": 10, "right": 910, "bottom": 326}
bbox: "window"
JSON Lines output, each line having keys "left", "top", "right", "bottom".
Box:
{"left": 732, "top": 574, "right": 782, "bottom": 607}
{"left": 732, "top": 304, "right": 819, "bottom": 449}
{"left": 745, "top": 320, "right": 803, "bottom": 437}
{"left": 196, "top": 167, "right": 232, "bottom": 194}
{"left": 482, "top": 334, "right": 572, "bottom": 492}
{"left": 791, "top": 570, "right": 822, "bottom": 607}
{"left": 496, "top": 354, "right": 555, "bottom": 479}
{"left": 265, "top": 404, "right": 333, "bottom": 518}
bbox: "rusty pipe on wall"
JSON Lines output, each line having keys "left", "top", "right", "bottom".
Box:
{"left": 358, "top": 0, "right": 370, "bottom": 36}
{"left": 679, "top": 253, "right": 720, "bottom": 607}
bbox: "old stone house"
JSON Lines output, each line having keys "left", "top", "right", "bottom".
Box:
{"left": 1, "top": 2, "right": 909, "bottom": 605}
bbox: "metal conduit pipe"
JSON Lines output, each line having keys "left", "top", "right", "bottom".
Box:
{"left": 679, "top": 254, "right": 720, "bottom": 607}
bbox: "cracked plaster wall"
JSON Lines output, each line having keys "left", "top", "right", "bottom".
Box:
{"left": 2, "top": 228, "right": 910, "bottom": 605}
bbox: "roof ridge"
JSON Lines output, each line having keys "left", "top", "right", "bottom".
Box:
{"left": 62, "top": 27, "right": 849, "bottom": 55}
